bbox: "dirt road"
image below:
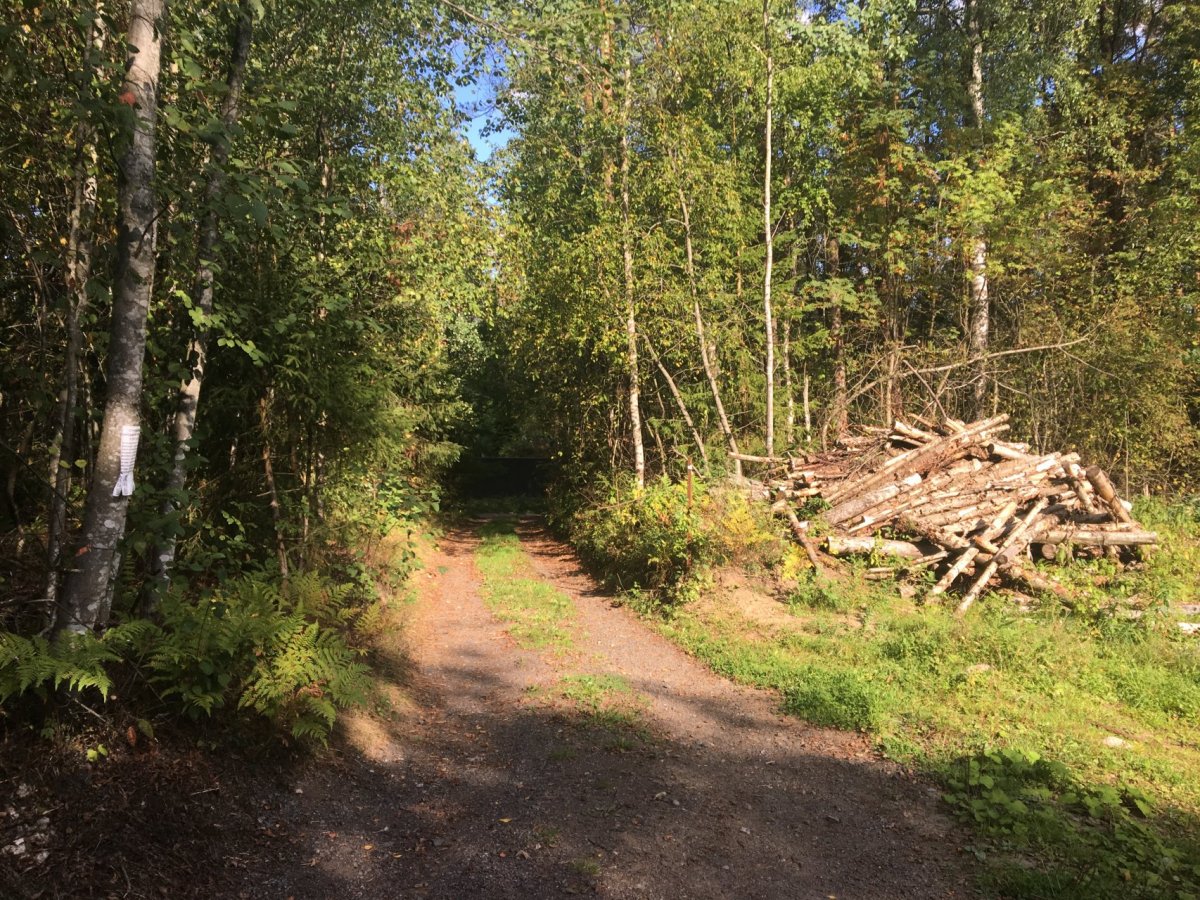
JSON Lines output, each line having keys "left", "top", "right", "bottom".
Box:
{"left": 243, "top": 520, "right": 971, "bottom": 899}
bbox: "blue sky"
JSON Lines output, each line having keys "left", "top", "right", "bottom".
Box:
{"left": 452, "top": 55, "right": 514, "bottom": 162}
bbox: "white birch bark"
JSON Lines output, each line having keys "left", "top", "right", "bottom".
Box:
{"left": 965, "top": 0, "right": 990, "bottom": 415}
{"left": 59, "top": 0, "right": 165, "bottom": 633}
{"left": 620, "top": 53, "right": 644, "bottom": 489}
{"left": 762, "top": 0, "right": 776, "bottom": 459}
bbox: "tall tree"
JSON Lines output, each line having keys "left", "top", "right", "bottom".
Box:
{"left": 620, "top": 49, "right": 645, "bottom": 489}
{"left": 964, "top": 0, "right": 990, "bottom": 415}
{"left": 150, "top": 1, "right": 255, "bottom": 601}
{"left": 761, "top": 0, "right": 776, "bottom": 457}
{"left": 59, "top": 0, "right": 166, "bottom": 633}
{"left": 45, "top": 7, "right": 108, "bottom": 617}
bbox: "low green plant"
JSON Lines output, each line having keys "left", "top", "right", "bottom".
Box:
{"left": 783, "top": 665, "right": 890, "bottom": 731}
{"left": 557, "top": 672, "right": 645, "bottom": 734}
{"left": 571, "top": 476, "right": 715, "bottom": 605}
{"left": 1, "top": 574, "right": 373, "bottom": 744}
{"left": 143, "top": 575, "right": 371, "bottom": 741}
{"left": 944, "top": 747, "right": 1200, "bottom": 899}
{"left": 476, "top": 524, "right": 577, "bottom": 650}
{"left": 0, "top": 622, "right": 153, "bottom": 701}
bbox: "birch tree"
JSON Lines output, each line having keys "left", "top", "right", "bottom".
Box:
{"left": 761, "top": 0, "right": 776, "bottom": 458}
{"left": 59, "top": 0, "right": 166, "bottom": 632}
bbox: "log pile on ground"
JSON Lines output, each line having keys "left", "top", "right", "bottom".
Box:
{"left": 742, "top": 414, "right": 1155, "bottom": 613}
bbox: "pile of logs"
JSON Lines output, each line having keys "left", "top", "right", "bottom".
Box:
{"left": 744, "top": 414, "right": 1156, "bottom": 613}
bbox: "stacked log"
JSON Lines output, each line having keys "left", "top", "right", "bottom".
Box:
{"left": 741, "top": 415, "right": 1155, "bottom": 612}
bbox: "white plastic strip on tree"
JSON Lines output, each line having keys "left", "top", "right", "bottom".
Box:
{"left": 112, "top": 424, "right": 140, "bottom": 497}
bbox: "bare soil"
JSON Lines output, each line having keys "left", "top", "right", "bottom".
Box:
{"left": 3, "top": 520, "right": 975, "bottom": 898}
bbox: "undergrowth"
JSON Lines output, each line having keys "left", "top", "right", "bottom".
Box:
{"left": 1, "top": 572, "right": 380, "bottom": 743}
{"left": 567, "top": 475, "right": 782, "bottom": 607}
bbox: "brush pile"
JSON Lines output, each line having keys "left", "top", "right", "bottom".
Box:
{"left": 747, "top": 414, "right": 1155, "bottom": 613}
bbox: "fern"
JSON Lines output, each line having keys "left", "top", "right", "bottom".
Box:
{"left": 0, "top": 631, "right": 119, "bottom": 701}
{"left": 238, "top": 615, "right": 370, "bottom": 742}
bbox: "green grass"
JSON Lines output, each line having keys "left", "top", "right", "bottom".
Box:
{"left": 475, "top": 521, "right": 577, "bottom": 651}
{"left": 633, "top": 501, "right": 1200, "bottom": 899}
{"left": 557, "top": 672, "right": 647, "bottom": 736}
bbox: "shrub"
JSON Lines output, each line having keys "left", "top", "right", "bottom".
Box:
{"left": 571, "top": 476, "right": 715, "bottom": 604}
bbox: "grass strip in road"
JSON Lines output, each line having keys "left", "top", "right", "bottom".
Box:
{"left": 475, "top": 520, "right": 577, "bottom": 652}
{"left": 557, "top": 672, "right": 647, "bottom": 736}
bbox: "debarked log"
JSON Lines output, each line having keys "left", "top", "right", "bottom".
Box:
{"left": 824, "top": 535, "right": 927, "bottom": 560}
{"left": 1040, "top": 528, "right": 1156, "bottom": 546}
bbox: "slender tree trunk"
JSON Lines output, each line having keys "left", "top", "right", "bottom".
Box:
{"left": 965, "top": 0, "right": 990, "bottom": 415}
{"left": 620, "top": 54, "right": 644, "bottom": 489}
{"left": 7, "top": 420, "right": 36, "bottom": 555}
{"left": 761, "top": 0, "right": 776, "bottom": 458}
{"left": 59, "top": 0, "right": 165, "bottom": 633}
{"left": 802, "top": 361, "right": 812, "bottom": 442}
{"left": 677, "top": 184, "right": 741, "bottom": 475}
{"left": 643, "top": 333, "right": 708, "bottom": 468}
{"left": 259, "top": 392, "right": 289, "bottom": 584}
{"left": 782, "top": 320, "right": 794, "bottom": 449}
{"left": 149, "top": 5, "right": 254, "bottom": 603}
{"left": 829, "top": 237, "right": 848, "bottom": 440}
{"left": 46, "top": 10, "right": 107, "bottom": 617}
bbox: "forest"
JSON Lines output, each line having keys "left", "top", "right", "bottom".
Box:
{"left": 2, "top": 0, "right": 1199, "bottom": 897}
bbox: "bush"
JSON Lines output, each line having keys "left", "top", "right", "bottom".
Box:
{"left": 571, "top": 476, "right": 716, "bottom": 604}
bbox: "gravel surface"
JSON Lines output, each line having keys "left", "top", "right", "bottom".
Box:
{"left": 240, "top": 519, "right": 973, "bottom": 899}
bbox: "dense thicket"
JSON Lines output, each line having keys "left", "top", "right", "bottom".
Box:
{"left": 1, "top": 0, "right": 487, "bottom": 725}
{"left": 489, "top": 0, "right": 1200, "bottom": 493}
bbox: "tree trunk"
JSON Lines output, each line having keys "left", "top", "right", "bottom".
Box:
{"left": 620, "top": 53, "right": 644, "bottom": 489}
{"left": 829, "top": 237, "right": 848, "bottom": 440}
{"left": 259, "top": 392, "right": 289, "bottom": 584}
{"left": 46, "top": 9, "right": 107, "bottom": 617}
{"left": 644, "top": 333, "right": 708, "bottom": 468}
{"left": 965, "top": 0, "right": 990, "bottom": 416}
{"left": 802, "top": 361, "right": 812, "bottom": 443}
{"left": 149, "top": 4, "right": 254, "bottom": 603}
{"left": 761, "top": 0, "right": 776, "bottom": 459}
{"left": 59, "top": 0, "right": 165, "bottom": 634}
{"left": 677, "top": 183, "right": 741, "bottom": 475}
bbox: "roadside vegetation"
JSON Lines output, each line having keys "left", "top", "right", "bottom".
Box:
{"left": 565, "top": 481, "right": 1200, "bottom": 898}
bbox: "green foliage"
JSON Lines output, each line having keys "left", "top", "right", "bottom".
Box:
{"left": 782, "top": 665, "right": 890, "bottom": 732}
{"left": 1, "top": 575, "right": 372, "bottom": 744}
{"left": 787, "top": 570, "right": 887, "bottom": 613}
{"left": 571, "top": 477, "right": 716, "bottom": 605}
{"left": 944, "top": 748, "right": 1200, "bottom": 899}
{"left": 144, "top": 575, "right": 371, "bottom": 741}
{"left": 0, "top": 631, "right": 118, "bottom": 701}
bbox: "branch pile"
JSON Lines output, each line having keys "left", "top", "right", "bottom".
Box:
{"left": 748, "top": 414, "right": 1155, "bottom": 613}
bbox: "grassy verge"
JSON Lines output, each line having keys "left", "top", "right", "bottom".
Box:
{"left": 602, "top": 496, "right": 1200, "bottom": 898}
{"left": 475, "top": 520, "right": 578, "bottom": 652}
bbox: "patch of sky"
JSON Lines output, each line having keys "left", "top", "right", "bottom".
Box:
{"left": 450, "top": 39, "right": 514, "bottom": 163}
